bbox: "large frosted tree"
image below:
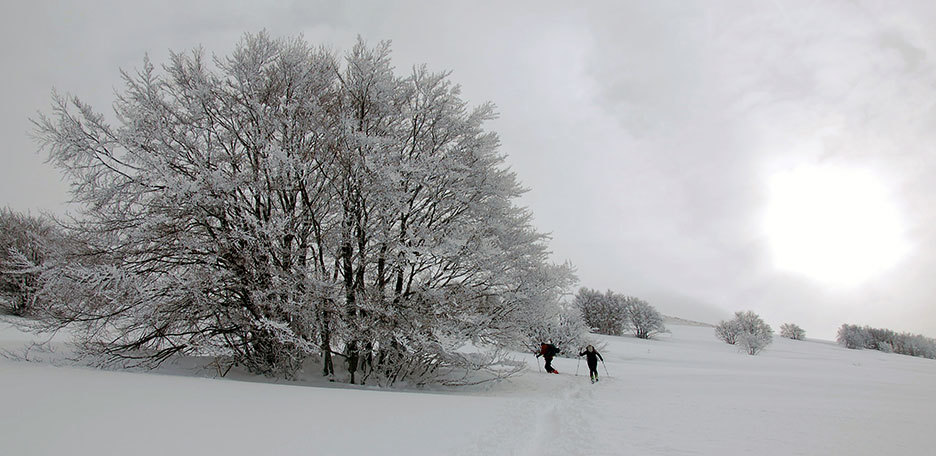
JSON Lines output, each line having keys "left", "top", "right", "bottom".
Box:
{"left": 32, "top": 32, "right": 574, "bottom": 385}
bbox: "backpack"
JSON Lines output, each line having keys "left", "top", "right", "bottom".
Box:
{"left": 541, "top": 343, "right": 558, "bottom": 357}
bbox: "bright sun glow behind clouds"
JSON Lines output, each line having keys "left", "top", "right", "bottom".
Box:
{"left": 765, "top": 165, "right": 910, "bottom": 288}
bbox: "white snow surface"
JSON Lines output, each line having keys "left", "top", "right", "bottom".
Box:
{"left": 1, "top": 318, "right": 934, "bottom": 455}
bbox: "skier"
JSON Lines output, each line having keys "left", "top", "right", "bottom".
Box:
{"left": 578, "top": 345, "right": 604, "bottom": 383}
{"left": 536, "top": 342, "right": 560, "bottom": 374}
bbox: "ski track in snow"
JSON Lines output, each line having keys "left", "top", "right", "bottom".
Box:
{"left": 464, "top": 368, "right": 619, "bottom": 456}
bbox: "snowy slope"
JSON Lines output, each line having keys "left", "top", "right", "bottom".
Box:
{"left": 1, "top": 319, "right": 934, "bottom": 456}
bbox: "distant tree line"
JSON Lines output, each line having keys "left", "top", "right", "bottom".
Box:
{"left": 574, "top": 288, "right": 666, "bottom": 339}
{"left": 837, "top": 324, "right": 936, "bottom": 359}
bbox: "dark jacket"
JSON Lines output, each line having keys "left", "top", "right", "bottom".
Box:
{"left": 579, "top": 350, "right": 603, "bottom": 367}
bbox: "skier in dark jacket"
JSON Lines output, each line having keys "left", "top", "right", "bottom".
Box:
{"left": 578, "top": 345, "right": 604, "bottom": 383}
{"left": 536, "top": 342, "right": 560, "bottom": 374}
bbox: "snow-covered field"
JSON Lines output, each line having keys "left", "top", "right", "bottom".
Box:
{"left": 1, "top": 318, "right": 933, "bottom": 456}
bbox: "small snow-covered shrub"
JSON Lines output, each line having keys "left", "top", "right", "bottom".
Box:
{"left": 779, "top": 323, "right": 805, "bottom": 341}
{"left": 735, "top": 311, "right": 773, "bottom": 355}
{"left": 717, "top": 311, "right": 773, "bottom": 355}
{"left": 621, "top": 297, "right": 667, "bottom": 339}
{"left": 737, "top": 330, "right": 772, "bottom": 355}
{"left": 715, "top": 319, "right": 740, "bottom": 345}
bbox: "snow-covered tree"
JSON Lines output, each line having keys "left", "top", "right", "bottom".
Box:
{"left": 779, "top": 323, "right": 805, "bottom": 341}
{"left": 734, "top": 311, "right": 773, "bottom": 355}
{"left": 515, "top": 261, "right": 582, "bottom": 351}
{"left": 0, "top": 209, "right": 66, "bottom": 316}
{"left": 866, "top": 327, "right": 897, "bottom": 352}
{"left": 32, "top": 32, "right": 572, "bottom": 385}
{"left": 714, "top": 319, "right": 740, "bottom": 345}
{"left": 621, "top": 296, "right": 666, "bottom": 339}
{"left": 574, "top": 288, "right": 625, "bottom": 336}
{"left": 894, "top": 333, "right": 936, "bottom": 359}
{"left": 717, "top": 311, "right": 772, "bottom": 355}
{"left": 836, "top": 324, "right": 870, "bottom": 349}
{"left": 523, "top": 302, "right": 593, "bottom": 358}
{"left": 574, "top": 288, "right": 664, "bottom": 340}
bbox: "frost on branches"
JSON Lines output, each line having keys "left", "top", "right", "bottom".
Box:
{"left": 779, "top": 323, "right": 805, "bottom": 341}
{"left": 574, "top": 288, "right": 666, "bottom": 339}
{"left": 0, "top": 209, "right": 65, "bottom": 316}
{"left": 574, "top": 288, "right": 625, "bottom": 336}
{"left": 714, "top": 319, "right": 740, "bottom": 345}
{"left": 837, "top": 324, "right": 936, "bottom": 359}
{"left": 716, "top": 311, "right": 773, "bottom": 355}
{"left": 32, "top": 32, "right": 575, "bottom": 385}
{"left": 519, "top": 265, "right": 590, "bottom": 357}
{"left": 620, "top": 296, "right": 666, "bottom": 339}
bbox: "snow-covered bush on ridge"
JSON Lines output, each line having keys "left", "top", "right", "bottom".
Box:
{"left": 779, "top": 323, "right": 805, "bottom": 341}
{"left": 31, "top": 32, "right": 574, "bottom": 385}
{"left": 836, "top": 324, "right": 869, "bottom": 349}
{"left": 836, "top": 324, "right": 936, "bottom": 359}
{"left": 575, "top": 288, "right": 666, "bottom": 339}
{"left": 621, "top": 296, "right": 667, "bottom": 339}
{"left": 716, "top": 311, "right": 773, "bottom": 355}
{"left": 714, "top": 319, "right": 740, "bottom": 345}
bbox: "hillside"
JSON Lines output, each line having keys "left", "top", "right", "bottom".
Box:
{"left": 662, "top": 314, "right": 715, "bottom": 327}
{"left": 1, "top": 319, "right": 933, "bottom": 455}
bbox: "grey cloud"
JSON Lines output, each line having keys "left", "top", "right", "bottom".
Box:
{"left": 3, "top": 0, "right": 936, "bottom": 340}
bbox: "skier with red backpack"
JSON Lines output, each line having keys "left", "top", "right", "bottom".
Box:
{"left": 536, "top": 342, "right": 560, "bottom": 374}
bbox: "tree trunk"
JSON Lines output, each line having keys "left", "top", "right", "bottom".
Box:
{"left": 321, "top": 303, "right": 334, "bottom": 377}
{"left": 342, "top": 233, "right": 358, "bottom": 383}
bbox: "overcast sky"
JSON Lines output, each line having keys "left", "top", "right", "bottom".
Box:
{"left": 2, "top": 0, "right": 935, "bottom": 340}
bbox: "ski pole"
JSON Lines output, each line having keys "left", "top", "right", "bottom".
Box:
{"left": 535, "top": 353, "right": 541, "bottom": 372}
{"left": 575, "top": 355, "right": 581, "bottom": 376}
{"left": 601, "top": 359, "right": 611, "bottom": 378}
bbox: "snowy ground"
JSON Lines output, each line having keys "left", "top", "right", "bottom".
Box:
{"left": 1, "top": 318, "right": 934, "bottom": 456}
